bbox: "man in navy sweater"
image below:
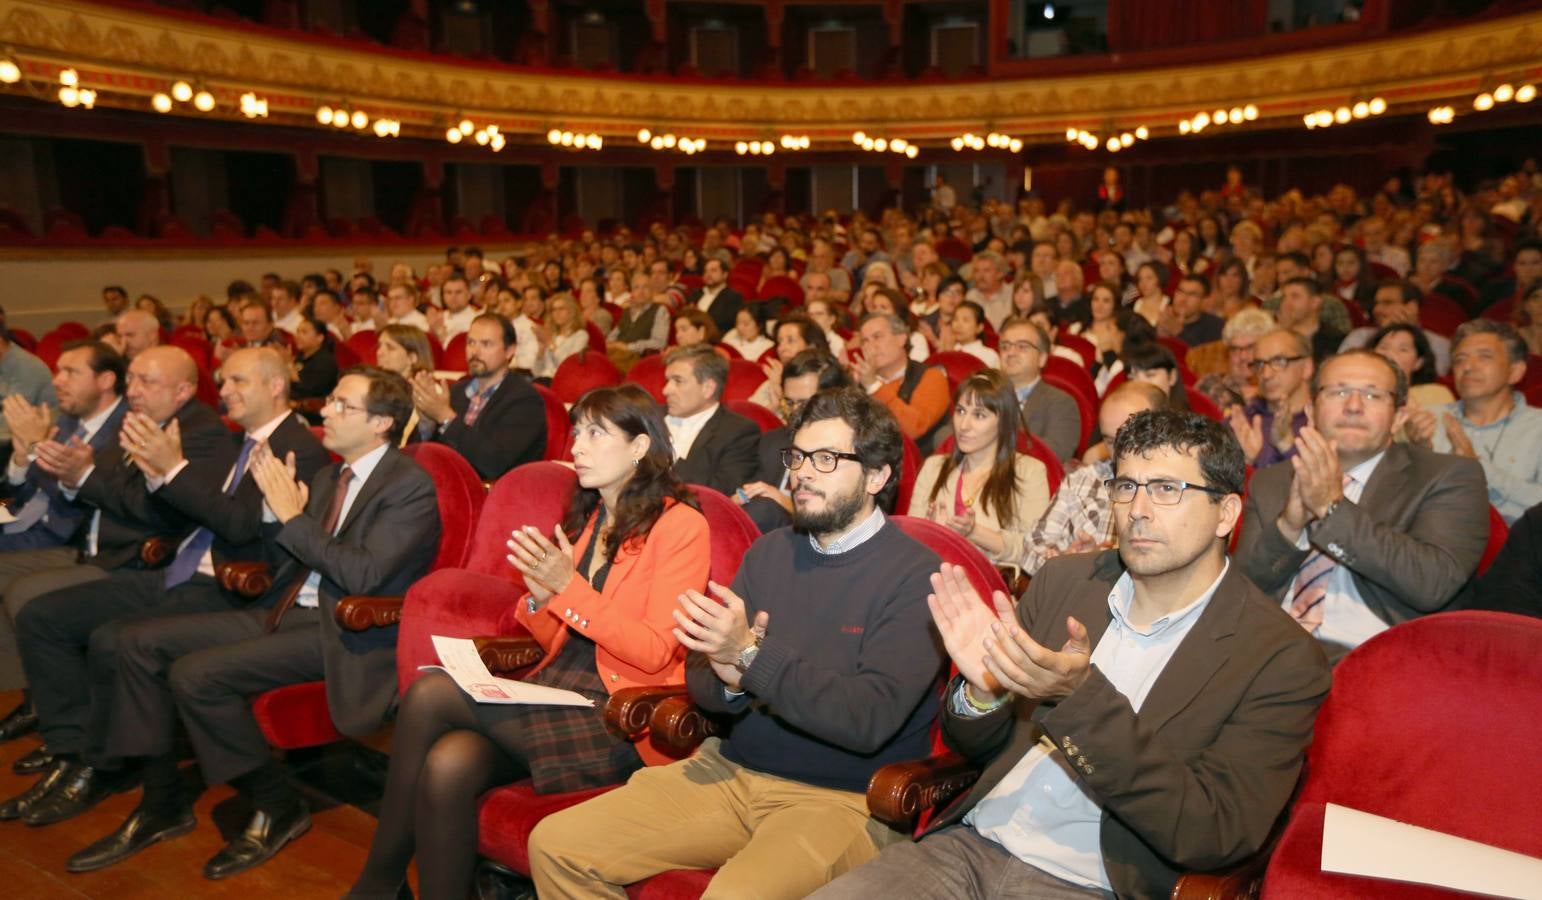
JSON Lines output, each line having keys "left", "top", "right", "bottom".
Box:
{"left": 529, "top": 388, "right": 946, "bottom": 899}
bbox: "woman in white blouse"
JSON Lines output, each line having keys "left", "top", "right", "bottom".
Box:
{"left": 722, "top": 307, "right": 774, "bottom": 361}
{"left": 532, "top": 292, "right": 591, "bottom": 378}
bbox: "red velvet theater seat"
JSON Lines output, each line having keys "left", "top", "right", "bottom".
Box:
{"left": 624, "top": 353, "right": 669, "bottom": 404}
{"left": 1261, "top": 611, "right": 1542, "bottom": 898}
{"left": 551, "top": 350, "right": 623, "bottom": 406}
{"left": 250, "top": 443, "right": 486, "bottom": 749}
{"left": 533, "top": 383, "right": 574, "bottom": 460}
{"left": 924, "top": 350, "right": 988, "bottom": 394}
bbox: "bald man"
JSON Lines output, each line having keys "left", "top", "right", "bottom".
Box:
{"left": 1, "top": 348, "right": 328, "bottom": 826}
{"left": 114, "top": 310, "right": 162, "bottom": 361}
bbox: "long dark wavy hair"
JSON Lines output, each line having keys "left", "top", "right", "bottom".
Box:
{"left": 561, "top": 384, "right": 697, "bottom": 560}
{"left": 925, "top": 369, "right": 1023, "bottom": 528}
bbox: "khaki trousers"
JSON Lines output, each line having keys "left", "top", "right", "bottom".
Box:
{"left": 528, "top": 737, "right": 906, "bottom": 899}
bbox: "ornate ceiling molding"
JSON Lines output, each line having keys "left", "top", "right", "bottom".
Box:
{"left": 1, "top": 0, "right": 1539, "bottom": 145}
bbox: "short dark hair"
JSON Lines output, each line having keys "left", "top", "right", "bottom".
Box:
{"left": 999, "top": 316, "right": 1050, "bottom": 353}
{"left": 226, "top": 279, "right": 255, "bottom": 300}
{"left": 1123, "top": 339, "right": 1178, "bottom": 373}
{"left": 103, "top": 285, "right": 127, "bottom": 298}
{"left": 60, "top": 339, "right": 127, "bottom": 395}
{"left": 1367, "top": 322, "right": 1437, "bottom": 386}
{"left": 1376, "top": 279, "right": 1423, "bottom": 305}
{"left": 1314, "top": 347, "right": 1410, "bottom": 405}
{"left": 782, "top": 350, "right": 850, "bottom": 390}
{"left": 472, "top": 311, "right": 518, "bottom": 349}
{"left": 775, "top": 314, "right": 831, "bottom": 354}
{"left": 1178, "top": 272, "right": 1210, "bottom": 293}
{"left": 953, "top": 299, "right": 987, "bottom": 328}
{"left": 443, "top": 271, "right": 471, "bottom": 291}
{"left": 1453, "top": 318, "right": 1528, "bottom": 365}
{"left": 301, "top": 273, "right": 326, "bottom": 291}
{"left": 346, "top": 365, "right": 414, "bottom": 444}
{"left": 1112, "top": 409, "right": 1246, "bottom": 499}
{"left": 664, "top": 344, "right": 728, "bottom": 400}
{"left": 1281, "top": 275, "right": 1320, "bottom": 296}
{"left": 277, "top": 280, "right": 301, "bottom": 302}
{"left": 1278, "top": 251, "right": 1311, "bottom": 270}
{"left": 789, "top": 387, "right": 904, "bottom": 511}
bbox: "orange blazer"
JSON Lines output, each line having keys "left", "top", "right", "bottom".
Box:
{"left": 513, "top": 498, "right": 709, "bottom": 765}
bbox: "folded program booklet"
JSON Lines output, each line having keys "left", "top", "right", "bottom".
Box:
{"left": 1321, "top": 802, "right": 1542, "bottom": 899}
{"left": 421, "top": 635, "right": 594, "bottom": 707}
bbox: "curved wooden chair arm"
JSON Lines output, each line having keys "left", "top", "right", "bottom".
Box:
{"left": 216, "top": 560, "right": 272, "bottom": 598}
{"left": 334, "top": 595, "right": 405, "bottom": 631}
{"left": 1169, "top": 857, "right": 1268, "bottom": 900}
{"left": 473, "top": 634, "right": 546, "bottom": 675}
{"left": 996, "top": 565, "right": 1031, "bottom": 598}
{"left": 650, "top": 694, "right": 722, "bottom": 753}
{"left": 603, "top": 685, "right": 688, "bottom": 740}
{"left": 140, "top": 537, "right": 176, "bottom": 568}
{"left": 865, "top": 752, "right": 982, "bottom": 833}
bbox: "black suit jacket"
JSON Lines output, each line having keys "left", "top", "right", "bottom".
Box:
{"left": 8, "top": 398, "right": 129, "bottom": 545}
{"left": 933, "top": 552, "right": 1331, "bottom": 899}
{"left": 265, "top": 448, "right": 440, "bottom": 735}
{"left": 742, "top": 425, "right": 792, "bottom": 533}
{"left": 75, "top": 399, "right": 236, "bottom": 570}
{"left": 672, "top": 405, "right": 760, "bottom": 496}
{"left": 685, "top": 286, "right": 745, "bottom": 337}
{"left": 156, "top": 411, "right": 332, "bottom": 571}
{"left": 1236, "top": 442, "right": 1489, "bottom": 628}
{"left": 434, "top": 372, "right": 545, "bottom": 481}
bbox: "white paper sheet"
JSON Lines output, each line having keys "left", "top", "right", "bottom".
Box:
{"left": 1321, "top": 802, "right": 1542, "bottom": 899}
{"left": 421, "top": 635, "right": 594, "bottom": 707}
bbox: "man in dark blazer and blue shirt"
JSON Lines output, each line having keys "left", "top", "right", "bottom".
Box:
{"left": 66, "top": 366, "right": 440, "bottom": 879}
{"left": 663, "top": 345, "right": 760, "bottom": 496}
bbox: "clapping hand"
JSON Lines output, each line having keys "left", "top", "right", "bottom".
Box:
{"left": 507, "top": 525, "right": 575, "bottom": 605}
{"left": 1291, "top": 426, "right": 1344, "bottom": 520}
{"left": 250, "top": 443, "right": 308, "bottom": 523}
{"left": 1227, "top": 407, "right": 1265, "bottom": 462}
{"left": 673, "top": 581, "right": 768, "bottom": 690}
{"left": 4, "top": 395, "right": 54, "bottom": 458}
{"left": 119, "top": 413, "right": 184, "bottom": 479}
{"left": 1441, "top": 413, "right": 1477, "bottom": 458}
{"left": 32, "top": 434, "right": 94, "bottom": 487}
{"left": 411, "top": 371, "right": 455, "bottom": 424}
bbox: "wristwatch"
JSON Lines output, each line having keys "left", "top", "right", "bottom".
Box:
{"left": 733, "top": 639, "right": 760, "bottom": 673}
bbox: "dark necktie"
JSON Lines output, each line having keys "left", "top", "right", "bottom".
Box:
{"left": 265, "top": 465, "right": 353, "bottom": 632}
{"left": 164, "top": 436, "right": 257, "bottom": 588}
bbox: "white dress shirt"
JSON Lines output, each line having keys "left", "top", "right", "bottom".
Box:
{"left": 1283, "top": 451, "right": 1392, "bottom": 648}
{"left": 958, "top": 339, "right": 1001, "bottom": 368}
{"left": 275, "top": 308, "right": 303, "bottom": 335}
{"left": 666, "top": 403, "right": 718, "bottom": 461}
{"left": 963, "top": 561, "right": 1228, "bottom": 891}
{"left": 295, "top": 442, "right": 389, "bottom": 608}
{"left": 440, "top": 305, "right": 479, "bottom": 342}
{"left": 389, "top": 310, "right": 430, "bottom": 332}
{"left": 695, "top": 284, "right": 725, "bottom": 314}
{"left": 510, "top": 314, "right": 541, "bottom": 372}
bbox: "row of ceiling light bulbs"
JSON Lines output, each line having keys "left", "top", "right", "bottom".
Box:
{"left": 1431, "top": 81, "right": 1536, "bottom": 125}
{"left": 637, "top": 129, "right": 706, "bottom": 154}
{"left": 1065, "top": 126, "right": 1149, "bottom": 152}
{"left": 1179, "top": 103, "right": 1260, "bottom": 134}
{"left": 951, "top": 132, "right": 1023, "bottom": 153}
{"left": 851, "top": 131, "right": 920, "bottom": 158}
{"left": 316, "top": 103, "right": 401, "bottom": 137}
{"left": 1302, "top": 96, "right": 1386, "bottom": 129}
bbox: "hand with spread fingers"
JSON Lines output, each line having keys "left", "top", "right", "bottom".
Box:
{"left": 507, "top": 525, "right": 575, "bottom": 606}
{"left": 250, "top": 444, "right": 308, "bottom": 524}
{"left": 927, "top": 563, "right": 1015, "bottom": 700}
{"left": 673, "top": 581, "right": 768, "bottom": 690}
{"left": 4, "top": 395, "right": 54, "bottom": 460}
{"left": 1227, "top": 407, "right": 1265, "bottom": 461}
{"left": 411, "top": 371, "right": 455, "bottom": 425}
{"left": 1291, "top": 426, "right": 1344, "bottom": 520}
{"left": 33, "top": 435, "right": 94, "bottom": 488}
{"left": 1441, "top": 413, "right": 1477, "bottom": 458}
{"left": 982, "top": 612, "right": 1093, "bottom": 702}
{"left": 119, "top": 413, "right": 184, "bottom": 478}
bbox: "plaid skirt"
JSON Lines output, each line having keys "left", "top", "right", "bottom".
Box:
{"left": 464, "top": 631, "right": 642, "bottom": 794}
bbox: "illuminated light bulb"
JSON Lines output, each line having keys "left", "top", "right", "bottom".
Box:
{"left": 747, "top": 142, "right": 760, "bottom": 156}
{"left": 153, "top": 93, "right": 173, "bottom": 113}
{"left": 458, "top": 119, "right": 474, "bottom": 135}
{"left": 558, "top": 131, "right": 573, "bottom": 146}
{"left": 1215, "top": 109, "right": 1230, "bottom": 125}
{"left": 585, "top": 134, "right": 601, "bottom": 150}
{"left": 1081, "top": 134, "right": 1098, "bottom": 149}
{"left": 1474, "top": 92, "right": 1494, "bottom": 111}
{"left": 1105, "top": 137, "right": 1119, "bottom": 152}
{"left": 59, "top": 67, "right": 78, "bottom": 87}
{"left": 1517, "top": 84, "right": 1536, "bottom": 103}
{"left": 1243, "top": 104, "right": 1259, "bottom": 120}
{"left": 374, "top": 119, "right": 389, "bottom": 136}
{"left": 0, "top": 59, "right": 19, "bottom": 84}
{"left": 1179, "top": 119, "right": 1192, "bottom": 134}
{"left": 951, "top": 137, "right": 964, "bottom": 151}
{"left": 892, "top": 138, "right": 907, "bottom": 151}
{"left": 1304, "top": 113, "right": 1316, "bottom": 129}
{"left": 1009, "top": 139, "right": 1022, "bottom": 152}
{"left": 637, "top": 128, "right": 651, "bottom": 143}
{"left": 485, "top": 124, "right": 499, "bottom": 135}
{"left": 874, "top": 138, "right": 888, "bottom": 152}
{"left": 650, "top": 137, "right": 663, "bottom": 150}
{"left": 1495, "top": 83, "right": 1514, "bottom": 103}
{"left": 491, "top": 134, "right": 506, "bottom": 151}
{"left": 171, "top": 80, "right": 192, "bottom": 102}
{"left": 1314, "top": 110, "right": 1332, "bottom": 128}
{"left": 971, "top": 136, "right": 985, "bottom": 150}
{"left": 852, "top": 131, "right": 866, "bottom": 144}
{"left": 906, "top": 145, "right": 919, "bottom": 158}
{"left": 316, "top": 105, "right": 333, "bottom": 124}
{"left": 58, "top": 86, "right": 78, "bottom": 107}
{"left": 351, "top": 109, "right": 368, "bottom": 129}
{"left": 446, "top": 127, "right": 462, "bottom": 143}
{"left": 1332, "top": 106, "right": 1349, "bottom": 123}
{"left": 194, "top": 90, "right": 215, "bottom": 112}
{"left": 735, "top": 141, "right": 747, "bottom": 155}
{"left": 1194, "top": 112, "right": 1210, "bottom": 128}
{"left": 762, "top": 142, "right": 773, "bottom": 155}
{"left": 1368, "top": 97, "right": 1386, "bottom": 115}
{"left": 1352, "top": 101, "right": 1369, "bottom": 119}
{"left": 861, "top": 138, "right": 875, "bottom": 151}
{"left": 78, "top": 89, "right": 95, "bottom": 108}
{"left": 1135, "top": 126, "right": 1148, "bottom": 140}
{"left": 1066, "top": 127, "right": 1078, "bottom": 142}
{"left": 1119, "top": 132, "right": 1133, "bottom": 148}
{"left": 547, "top": 128, "right": 562, "bottom": 144}
{"left": 661, "top": 134, "right": 675, "bottom": 148}
{"left": 1229, "top": 107, "right": 1243, "bottom": 122}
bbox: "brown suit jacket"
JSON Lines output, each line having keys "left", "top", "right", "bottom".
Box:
{"left": 931, "top": 550, "right": 1331, "bottom": 900}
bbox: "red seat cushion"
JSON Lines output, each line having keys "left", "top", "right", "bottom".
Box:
{"left": 250, "top": 682, "right": 341, "bottom": 749}
{"left": 477, "top": 781, "right": 616, "bottom": 875}
{"left": 552, "top": 350, "right": 623, "bottom": 406}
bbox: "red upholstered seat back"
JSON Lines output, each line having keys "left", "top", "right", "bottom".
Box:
{"left": 1477, "top": 504, "right": 1508, "bottom": 576}
{"left": 894, "top": 433, "right": 921, "bottom": 514}
{"left": 688, "top": 485, "right": 759, "bottom": 587}
{"left": 466, "top": 461, "right": 577, "bottom": 579}
{"left": 402, "top": 442, "right": 485, "bottom": 570}
{"left": 721, "top": 358, "right": 767, "bottom": 402}
{"left": 552, "top": 350, "right": 623, "bottom": 405}
{"left": 725, "top": 400, "right": 782, "bottom": 432}
{"left": 532, "top": 383, "right": 574, "bottom": 460}
{"left": 1262, "top": 611, "right": 1542, "bottom": 898}
{"left": 925, "top": 350, "right": 988, "bottom": 394}
{"left": 758, "top": 275, "right": 805, "bottom": 307}
{"left": 1056, "top": 334, "right": 1097, "bottom": 368}
{"left": 441, "top": 332, "right": 468, "bottom": 372}
{"left": 345, "top": 329, "right": 379, "bottom": 365}
{"left": 625, "top": 353, "right": 668, "bottom": 403}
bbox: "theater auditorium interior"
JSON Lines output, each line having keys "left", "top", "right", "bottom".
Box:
{"left": 0, "top": 0, "right": 1540, "bottom": 898}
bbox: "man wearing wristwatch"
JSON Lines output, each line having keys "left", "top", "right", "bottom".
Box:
{"left": 530, "top": 388, "right": 947, "bottom": 899}
{"left": 1235, "top": 349, "right": 1489, "bottom": 662}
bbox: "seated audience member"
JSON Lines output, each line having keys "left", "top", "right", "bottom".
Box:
{"left": 114, "top": 310, "right": 163, "bottom": 361}
{"left": 910, "top": 371, "right": 1050, "bottom": 565}
{"left": 1275, "top": 277, "right": 1345, "bottom": 364}
{"left": 344, "top": 385, "right": 709, "bottom": 899}
{"left": 374, "top": 325, "right": 433, "bottom": 445}
{"left": 1478, "top": 239, "right": 1541, "bottom": 314}
{"left": 66, "top": 367, "right": 438, "bottom": 878}
{"left": 686, "top": 257, "right": 745, "bottom": 336}
{"left": 606, "top": 288, "right": 669, "bottom": 367}
{"left": 1123, "top": 339, "right": 1191, "bottom": 412}
{"left": 998, "top": 317, "right": 1081, "bottom": 463}
{"left": 814, "top": 409, "right": 1330, "bottom": 900}
{"left": 1516, "top": 283, "right": 1542, "bottom": 358}
{"left": 854, "top": 312, "right": 950, "bottom": 451}
{"left": 0, "top": 342, "right": 126, "bottom": 744}
{"left": 384, "top": 282, "right": 430, "bottom": 331}
{"left": 737, "top": 350, "right": 851, "bottom": 534}
{"left": 663, "top": 345, "right": 760, "bottom": 495}
{"left": 805, "top": 296, "right": 848, "bottom": 360}
{"left": 290, "top": 315, "right": 340, "bottom": 414}
{"left": 1416, "top": 320, "right": 1542, "bottom": 524}
{"left": 1369, "top": 323, "right": 1455, "bottom": 412}
{"left": 1192, "top": 307, "right": 1274, "bottom": 409}
{"left": 529, "top": 388, "right": 947, "bottom": 898}
{"left": 1158, "top": 274, "right": 1224, "bottom": 347}
{"left": 948, "top": 301, "right": 1000, "bottom": 368}
{"left": 4, "top": 348, "right": 329, "bottom": 825}
{"left": 965, "top": 251, "right": 1014, "bottom": 328}
{"left": 1228, "top": 329, "right": 1312, "bottom": 468}
{"left": 864, "top": 288, "right": 931, "bottom": 362}
{"left": 235, "top": 299, "right": 293, "bottom": 355}
{"left": 723, "top": 307, "right": 774, "bottom": 362}
{"left": 1236, "top": 350, "right": 1489, "bottom": 661}
{"left": 204, "top": 306, "right": 238, "bottom": 348}
{"left": 348, "top": 289, "right": 381, "bottom": 335}
{"left": 1209, "top": 257, "right": 1254, "bottom": 319}
{"left": 1021, "top": 382, "right": 1166, "bottom": 575}
{"left": 671, "top": 307, "right": 720, "bottom": 349}
{"left": 1471, "top": 500, "right": 1542, "bottom": 617}
{"left": 411, "top": 314, "right": 546, "bottom": 481}
{"left": 311, "top": 290, "right": 352, "bottom": 341}
{"left": 1130, "top": 261, "right": 1171, "bottom": 328}
{"left": 431, "top": 272, "right": 478, "bottom": 343}
{"left": 269, "top": 281, "right": 303, "bottom": 335}
{"left": 0, "top": 329, "right": 58, "bottom": 445}
{"left": 531, "top": 293, "right": 590, "bottom": 379}
{"left": 509, "top": 285, "right": 548, "bottom": 373}
{"left": 748, "top": 314, "right": 832, "bottom": 412}
{"left": 1338, "top": 280, "right": 1451, "bottom": 375}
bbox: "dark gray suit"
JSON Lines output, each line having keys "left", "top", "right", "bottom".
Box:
{"left": 743, "top": 425, "right": 792, "bottom": 533}
{"left": 930, "top": 551, "right": 1330, "bottom": 900}
{"left": 104, "top": 447, "right": 439, "bottom": 784}
{"left": 1021, "top": 380, "right": 1081, "bottom": 462}
{"left": 1235, "top": 443, "right": 1489, "bottom": 630}
{"left": 672, "top": 405, "right": 760, "bottom": 497}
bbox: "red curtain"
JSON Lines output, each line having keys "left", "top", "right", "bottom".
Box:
{"left": 1106, "top": 0, "right": 1268, "bottom": 53}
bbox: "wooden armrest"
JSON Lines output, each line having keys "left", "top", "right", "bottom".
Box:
{"left": 473, "top": 634, "right": 546, "bottom": 675}
{"left": 140, "top": 537, "right": 175, "bottom": 568}
{"left": 1169, "top": 858, "right": 1268, "bottom": 900}
{"left": 650, "top": 695, "right": 722, "bottom": 753}
{"left": 216, "top": 561, "right": 272, "bottom": 599}
{"left": 865, "top": 752, "right": 982, "bottom": 833}
{"left": 996, "top": 565, "right": 1030, "bottom": 598}
{"left": 603, "top": 685, "right": 687, "bottom": 740}
{"left": 334, "top": 595, "right": 404, "bottom": 631}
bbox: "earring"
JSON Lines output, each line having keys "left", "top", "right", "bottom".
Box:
{"left": 631, "top": 457, "right": 640, "bottom": 467}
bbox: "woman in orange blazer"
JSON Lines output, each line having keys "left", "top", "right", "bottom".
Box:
{"left": 347, "top": 384, "right": 710, "bottom": 900}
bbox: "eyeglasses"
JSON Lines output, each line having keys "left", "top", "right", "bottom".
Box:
{"left": 1248, "top": 355, "right": 1307, "bottom": 372}
{"left": 1104, "top": 477, "right": 1228, "bottom": 506}
{"left": 781, "top": 447, "right": 863, "bottom": 473}
{"left": 999, "top": 340, "right": 1047, "bottom": 354}
{"left": 322, "top": 395, "right": 370, "bottom": 416}
{"left": 1317, "top": 385, "right": 1397, "bottom": 405}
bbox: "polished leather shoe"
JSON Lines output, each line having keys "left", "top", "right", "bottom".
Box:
{"left": 0, "top": 761, "right": 67, "bottom": 820}
{"left": 0, "top": 700, "right": 37, "bottom": 742}
{"left": 202, "top": 803, "right": 310, "bottom": 880}
{"left": 66, "top": 805, "right": 197, "bottom": 873}
{"left": 12, "top": 745, "right": 54, "bottom": 775}
{"left": 23, "top": 762, "right": 126, "bottom": 826}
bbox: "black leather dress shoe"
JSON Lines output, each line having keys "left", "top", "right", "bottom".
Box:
{"left": 12, "top": 745, "right": 54, "bottom": 775}
{"left": 0, "top": 699, "right": 38, "bottom": 742}
{"left": 0, "top": 761, "right": 67, "bottom": 820}
{"left": 66, "top": 805, "right": 197, "bottom": 872}
{"left": 23, "top": 762, "right": 125, "bottom": 826}
{"left": 203, "top": 803, "right": 311, "bottom": 880}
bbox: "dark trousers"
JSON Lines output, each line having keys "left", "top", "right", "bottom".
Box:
{"left": 15, "top": 570, "right": 235, "bottom": 761}
{"left": 111, "top": 605, "right": 323, "bottom": 785}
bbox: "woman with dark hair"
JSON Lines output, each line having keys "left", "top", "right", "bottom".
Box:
{"left": 755, "top": 246, "right": 792, "bottom": 295}
{"left": 346, "top": 384, "right": 710, "bottom": 900}
{"left": 1371, "top": 322, "right": 1454, "bottom": 409}
{"left": 1196, "top": 215, "right": 1227, "bottom": 259}
{"left": 204, "top": 305, "right": 238, "bottom": 345}
{"left": 289, "top": 315, "right": 340, "bottom": 418}
{"left": 1071, "top": 281, "right": 1131, "bottom": 393}
{"left": 1123, "top": 338, "right": 1191, "bottom": 412}
{"left": 671, "top": 306, "right": 720, "bottom": 347}
{"left": 1513, "top": 282, "right": 1542, "bottom": 357}
{"left": 909, "top": 370, "right": 1050, "bottom": 564}
{"left": 1331, "top": 244, "right": 1376, "bottom": 311}
{"left": 679, "top": 246, "right": 703, "bottom": 276}
{"left": 1168, "top": 229, "right": 1211, "bottom": 278}
{"left": 1131, "top": 261, "right": 1171, "bottom": 327}
{"left": 1209, "top": 257, "right": 1254, "bottom": 319}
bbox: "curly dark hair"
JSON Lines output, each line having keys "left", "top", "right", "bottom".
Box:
{"left": 562, "top": 384, "right": 698, "bottom": 560}
{"left": 789, "top": 386, "right": 904, "bottom": 512}
{"left": 1111, "top": 409, "right": 1245, "bottom": 500}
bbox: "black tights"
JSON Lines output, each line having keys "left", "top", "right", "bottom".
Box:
{"left": 347, "top": 672, "right": 525, "bottom": 900}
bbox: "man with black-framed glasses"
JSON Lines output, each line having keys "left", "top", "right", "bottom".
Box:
{"left": 1228, "top": 329, "right": 1313, "bottom": 468}
{"left": 1236, "top": 349, "right": 1488, "bottom": 661}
